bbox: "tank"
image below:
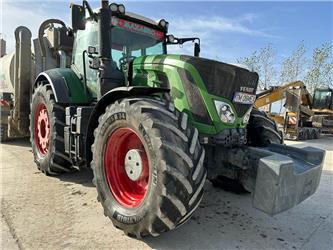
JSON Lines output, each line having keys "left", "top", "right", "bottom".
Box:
{"left": 1, "top": 22, "right": 73, "bottom": 140}
{"left": 0, "top": 52, "right": 15, "bottom": 93}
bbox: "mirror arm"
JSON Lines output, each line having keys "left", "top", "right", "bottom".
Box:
{"left": 166, "top": 36, "right": 201, "bottom": 56}
{"left": 178, "top": 37, "right": 200, "bottom": 45}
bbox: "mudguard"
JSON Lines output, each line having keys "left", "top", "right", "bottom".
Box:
{"left": 34, "top": 68, "right": 90, "bottom": 104}
{"left": 84, "top": 86, "right": 169, "bottom": 165}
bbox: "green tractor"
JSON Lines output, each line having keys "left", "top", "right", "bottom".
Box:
{"left": 4, "top": 0, "right": 324, "bottom": 237}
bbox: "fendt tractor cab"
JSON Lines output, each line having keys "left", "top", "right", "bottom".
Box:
{"left": 1, "top": 1, "right": 325, "bottom": 237}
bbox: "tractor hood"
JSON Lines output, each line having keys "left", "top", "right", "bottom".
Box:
{"left": 181, "top": 55, "right": 259, "bottom": 96}
{"left": 179, "top": 55, "right": 259, "bottom": 116}
{"left": 132, "top": 54, "right": 259, "bottom": 134}
{"left": 133, "top": 55, "right": 259, "bottom": 116}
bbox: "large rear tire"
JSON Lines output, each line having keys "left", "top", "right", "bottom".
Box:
{"left": 247, "top": 108, "right": 283, "bottom": 146}
{"left": 30, "top": 83, "right": 74, "bottom": 175}
{"left": 91, "top": 98, "right": 206, "bottom": 237}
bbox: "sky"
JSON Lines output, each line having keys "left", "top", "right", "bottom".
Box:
{"left": 0, "top": 0, "right": 332, "bottom": 65}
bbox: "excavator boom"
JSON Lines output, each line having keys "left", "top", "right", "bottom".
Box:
{"left": 254, "top": 81, "right": 320, "bottom": 140}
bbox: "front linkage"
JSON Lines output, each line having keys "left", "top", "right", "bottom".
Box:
{"left": 205, "top": 142, "right": 324, "bottom": 216}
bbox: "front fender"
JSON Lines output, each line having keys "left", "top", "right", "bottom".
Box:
{"left": 85, "top": 86, "right": 169, "bottom": 165}
{"left": 34, "top": 68, "right": 90, "bottom": 104}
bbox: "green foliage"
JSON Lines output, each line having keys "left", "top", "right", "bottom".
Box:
{"left": 304, "top": 42, "right": 333, "bottom": 93}
{"left": 280, "top": 42, "right": 306, "bottom": 83}
{"left": 237, "top": 42, "right": 333, "bottom": 93}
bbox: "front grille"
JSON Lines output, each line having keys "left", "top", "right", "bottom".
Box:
{"left": 181, "top": 55, "right": 259, "bottom": 116}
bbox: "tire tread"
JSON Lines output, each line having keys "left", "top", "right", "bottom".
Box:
{"left": 91, "top": 97, "right": 206, "bottom": 237}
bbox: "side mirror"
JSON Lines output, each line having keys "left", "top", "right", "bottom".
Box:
{"left": 166, "top": 35, "right": 178, "bottom": 44}
{"left": 71, "top": 4, "right": 85, "bottom": 31}
{"left": 194, "top": 42, "right": 200, "bottom": 57}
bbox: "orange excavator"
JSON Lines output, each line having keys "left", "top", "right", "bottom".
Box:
{"left": 254, "top": 81, "right": 328, "bottom": 140}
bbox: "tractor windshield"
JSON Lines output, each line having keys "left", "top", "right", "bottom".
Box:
{"left": 111, "top": 16, "right": 166, "bottom": 67}
{"left": 313, "top": 89, "right": 333, "bottom": 109}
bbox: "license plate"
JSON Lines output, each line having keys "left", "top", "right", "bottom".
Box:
{"left": 233, "top": 92, "right": 256, "bottom": 104}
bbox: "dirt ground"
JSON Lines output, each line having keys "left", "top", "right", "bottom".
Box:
{"left": 1, "top": 136, "right": 332, "bottom": 250}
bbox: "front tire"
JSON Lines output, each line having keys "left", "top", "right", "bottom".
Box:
{"left": 91, "top": 98, "right": 206, "bottom": 237}
{"left": 247, "top": 108, "right": 283, "bottom": 146}
{"left": 30, "top": 83, "right": 74, "bottom": 175}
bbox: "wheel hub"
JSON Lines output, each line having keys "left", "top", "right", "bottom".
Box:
{"left": 34, "top": 103, "right": 50, "bottom": 156}
{"left": 104, "top": 128, "right": 149, "bottom": 208}
{"left": 124, "top": 149, "right": 143, "bottom": 181}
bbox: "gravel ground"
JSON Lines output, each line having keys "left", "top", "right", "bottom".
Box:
{"left": 1, "top": 136, "right": 332, "bottom": 250}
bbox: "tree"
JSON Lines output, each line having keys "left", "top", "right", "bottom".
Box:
{"left": 259, "top": 44, "right": 276, "bottom": 90}
{"left": 237, "top": 44, "right": 276, "bottom": 90}
{"left": 304, "top": 42, "right": 333, "bottom": 93}
{"left": 280, "top": 41, "right": 306, "bottom": 83}
{"left": 237, "top": 50, "right": 260, "bottom": 72}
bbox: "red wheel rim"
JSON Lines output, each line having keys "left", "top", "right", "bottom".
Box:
{"left": 104, "top": 128, "right": 149, "bottom": 208}
{"left": 34, "top": 103, "right": 50, "bottom": 156}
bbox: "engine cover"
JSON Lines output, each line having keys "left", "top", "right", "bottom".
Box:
{"left": 181, "top": 55, "right": 259, "bottom": 117}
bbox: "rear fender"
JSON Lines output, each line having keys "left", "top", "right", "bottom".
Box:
{"left": 34, "top": 68, "right": 90, "bottom": 104}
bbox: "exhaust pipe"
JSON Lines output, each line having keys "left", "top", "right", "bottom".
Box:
{"left": 58, "top": 50, "right": 67, "bottom": 68}
{"left": 99, "top": 0, "right": 111, "bottom": 59}
{"left": 0, "top": 38, "right": 6, "bottom": 57}
{"left": 12, "top": 26, "right": 32, "bottom": 135}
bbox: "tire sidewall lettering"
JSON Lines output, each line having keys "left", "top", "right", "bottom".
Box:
{"left": 92, "top": 99, "right": 205, "bottom": 233}
{"left": 96, "top": 109, "right": 154, "bottom": 225}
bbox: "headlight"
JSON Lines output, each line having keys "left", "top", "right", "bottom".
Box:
{"left": 110, "top": 3, "right": 118, "bottom": 12}
{"left": 214, "top": 101, "right": 236, "bottom": 124}
{"left": 109, "top": 3, "right": 125, "bottom": 14}
{"left": 118, "top": 4, "right": 125, "bottom": 14}
{"left": 158, "top": 19, "right": 169, "bottom": 30}
{"left": 159, "top": 19, "right": 166, "bottom": 27}
{"left": 167, "top": 34, "right": 176, "bottom": 43}
{"left": 243, "top": 108, "right": 252, "bottom": 124}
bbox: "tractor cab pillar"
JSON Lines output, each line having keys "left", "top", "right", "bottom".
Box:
{"left": 97, "top": 0, "right": 124, "bottom": 98}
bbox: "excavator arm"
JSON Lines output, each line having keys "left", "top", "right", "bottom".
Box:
{"left": 255, "top": 81, "right": 312, "bottom": 108}
{"left": 254, "top": 81, "right": 320, "bottom": 140}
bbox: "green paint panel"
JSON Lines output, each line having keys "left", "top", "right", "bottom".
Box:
{"left": 53, "top": 68, "right": 90, "bottom": 104}
{"left": 132, "top": 55, "right": 248, "bottom": 135}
